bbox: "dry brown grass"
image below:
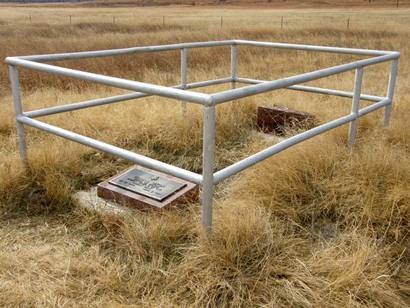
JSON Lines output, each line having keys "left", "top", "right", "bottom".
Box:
{"left": 0, "top": 4, "right": 409, "bottom": 307}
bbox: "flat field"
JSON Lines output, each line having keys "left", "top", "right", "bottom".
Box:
{"left": 0, "top": 4, "right": 409, "bottom": 307}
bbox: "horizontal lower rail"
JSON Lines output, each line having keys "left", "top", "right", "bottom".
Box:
{"left": 358, "top": 97, "right": 391, "bottom": 116}
{"left": 212, "top": 52, "right": 399, "bottom": 104}
{"left": 24, "top": 92, "right": 148, "bottom": 118}
{"left": 236, "top": 77, "right": 384, "bottom": 102}
{"left": 185, "top": 77, "right": 232, "bottom": 89}
{"left": 213, "top": 98, "right": 390, "bottom": 184}
{"left": 24, "top": 77, "right": 232, "bottom": 118}
{"left": 17, "top": 116, "right": 202, "bottom": 184}
{"left": 6, "top": 58, "right": 212, "bottom": 106}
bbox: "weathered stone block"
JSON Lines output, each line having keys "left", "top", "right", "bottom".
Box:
{"left": 257, "top": 105, "right": 315, "bottom": 134}
{"left": 97, "top": 165, "right": 199, "bottom": 210}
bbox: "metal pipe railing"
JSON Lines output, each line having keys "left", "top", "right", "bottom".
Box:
{"left": 15, "top": 39, "right": 396, "bottom": 63}
{"left": 6, "top": 40, "right": 399, "bottom": 233}
{"left": 23, "top": 77, "right": 232, "bottom": 118}
{"left": 18, "top": 40, "right": 235, "bottom": 62}
{"left": 9, "top": 65, "right": 27, "bottom": 163}
{"left": 235, "top": 40, "right": 394, "bottom": 56}
{"left": 358, "top": 97, "right": 391, "bottom": 116}
{"left": 235, "top": 77, "right": 384, "bottom": 102}
{"left": 384, "top": 59, "right": 399, "bottom": 127}
{"left": 211, "top": 52, "right": 398, "bottom": 104}
{"left": 230, "top": 45, "right": 237, "bottom": 90}
{"left": 5, "top": 57, "right": 212, "bottom": 106}
{"left": 180, "top": 47, "right": 188, "bottom": 115}
{"left": 347, "top": 68, "right": 364, "bottom": 146}
{"left": 212, "top": 98, "right": 390, "bottom": 184}
{"left": 201, "top": 105, "right": 216, "bottom": 231}
{"left": 16, "top": 115, "right": 203, "bottom": 184}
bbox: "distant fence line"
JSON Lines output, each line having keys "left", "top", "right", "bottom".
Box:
{"left": 9, "top": 13, "right": 410, "bottom": 30}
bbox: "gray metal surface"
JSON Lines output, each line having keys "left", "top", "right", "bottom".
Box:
{"left": 230, "top": 45, "right": 237, "bottom": 90}
{"left": 109, "top": 168, "right": 186, "bottom": 201}
{"left": 384, "top": 59, "right": 398, "bottom": 127}
{"left": 180, "top": 47, "right": 188, "bottom": 115}
{"left": 9, "top": 65, "right": 27, "bottom": 164}
{"left": 348, "top": 67, "right": 363, "bottom": 146}
{"left": 211, "top": 52, "right": 398, "bottom": 104}
{"left": 5, "top": 57, "right": 212, "bottom": 105}
{"left": 7, "top": 40, "right": 399, "bottom": 232}
{"left": 23, "top": 77, "right": 232, "bottom": 119}
{"left": 201, "top": 105, "right": 215, "bottom": 231}
{"left": 235, "top": 77, "right": 383, "bottom": 102}
{"left": 16, "top": 115, "right": 203, "bottom": 184}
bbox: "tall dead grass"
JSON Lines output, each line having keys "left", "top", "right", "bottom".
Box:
{"left": 0, "top": 5, "right": 409, "bottom": 307}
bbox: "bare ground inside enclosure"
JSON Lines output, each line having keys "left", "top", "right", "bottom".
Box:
{"left": 0, "top": 3, "right": 410, "bottom": 307}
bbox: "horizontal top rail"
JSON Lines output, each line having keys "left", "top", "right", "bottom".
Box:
{"left": 235, "top": 40, "right": 396, "bottom": 56}
{"left": 5, "top": 57, "right": 212, "bottom": 106}
{"left": 7, "top": 39, "right": 398, "bottom": 63}
{"left": 13, "top": 40, "right": 235, "bottom": 62}
{"left": 211, "top": 51, "right": 399, "bottom": 104}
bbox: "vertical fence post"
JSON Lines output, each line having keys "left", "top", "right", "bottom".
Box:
{"left": 384, "top": 59, "right": 398, "bottom": 127}
{"left": 220, "top": 16, "right": 223, "bottom": 29}
{"left": 69, "top": 15, "right": 72, "bottom": 25}
{"left": 201, "top": 104, "right": 215, "bottom": 232}
{"left": 8, "top": 65, "right": 27, "bottom": 164}
{"left": 162, "top": 16, "right": 165, "bottom": 27}
{"left": 29, "top": 14, "right": 32, "bottom": 23}
{"left": 348, "top": 67, "right": 363, "bottom": 146}
{"left": 347, "top": 17, "right": 350, "bottom": 29}
{"left": 180, "top": 48, "right": 188, "bottom": 116}
{"left": 112, "top": 16, "right": 115, "bottom": 24}
{"left": 230, "top": 44, "right": 237, "bottom": 89}
{"left": 281, "top": 16, "right": 284, "bottom": 29}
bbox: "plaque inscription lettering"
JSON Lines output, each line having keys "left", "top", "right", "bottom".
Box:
{"left": 109, "top": 169, "right": 186, "bottom": 201}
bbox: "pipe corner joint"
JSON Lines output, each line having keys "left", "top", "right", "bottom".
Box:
{"left": 205, "top": 96, "right": 215, "bottom": 107}
{"left": 5, "top": 57, "right": 17, "bottom": 65}
{"left": 392, "top": 51, "right": 400, "bottom": 59}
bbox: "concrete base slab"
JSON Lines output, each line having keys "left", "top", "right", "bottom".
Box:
{"left": 74, "top": 187, "right": 132, "bottom": 216}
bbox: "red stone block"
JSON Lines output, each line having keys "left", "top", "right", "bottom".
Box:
{"left": 257, "top": 105, "right": 315, "bottom": 134}
{"left": 97, "top": 165, "right": 199, "bottom": 211}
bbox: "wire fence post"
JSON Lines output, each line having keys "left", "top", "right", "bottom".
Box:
{"left": 162, "top": 16, "right": 165, "bottom": 27}
{"left": 220, "top": 16, "right": 223, "bottom": 29}
{"left": 347, "top": 17, "right": 350, "bottom": 29}
{"left": 8, "top": 65, "right": 27, "bottom": 165}
{"left": 348, "top": 67, "right": 363, "bottom": 146}
{"left": 69, "top": 15, "right": 72, "bottom": 25}
{"left": 29, "top": 14, "right": 32, "bottom": 23}
{"left": 112, "top": 16, "right": 115, "bottom": 24}
{"left": 180, "top": 48, "right": 188, "bottom": 116}
{"left": 281, "top": 16, "right": 284, "bottom": 29}
{"left": 384, "top": 59, "right": 398, "bottom": 127}
{"left": 201, "top": 104, "right": 215, "bottom": 232}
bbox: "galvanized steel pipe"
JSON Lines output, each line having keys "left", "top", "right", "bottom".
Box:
{"left": 17, "top": 116, "right": 203, "bottom": 184}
